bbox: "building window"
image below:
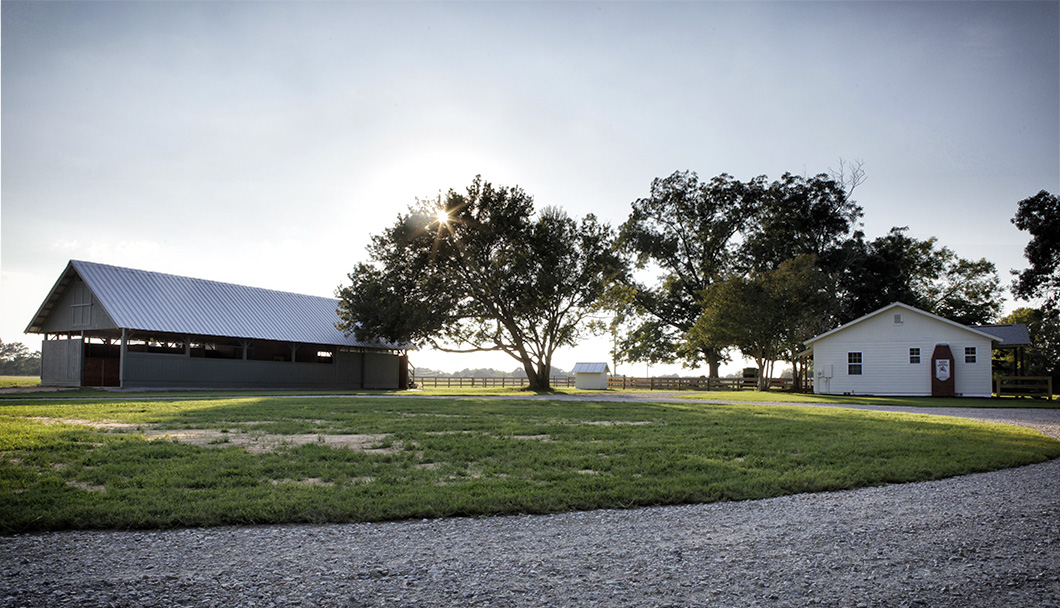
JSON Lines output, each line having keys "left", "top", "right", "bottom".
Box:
{"left": 848, "top": 352, "right": 863, "bottom": 375}
{"left": 909, "top": 347, "right": 921, "bottom": 364}
{"left": 965, "top": 347, "right": 977, "bottom": 363}
{"left": 893, "top": 313, "right": 903, "bottom": 325}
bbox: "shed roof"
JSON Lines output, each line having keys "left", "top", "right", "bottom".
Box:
{"left": 26, "top": 260, "right": 403, "bottom": 350}
{"left": 970, "top": 324, "right": 1032, "bottom": 347}
{"left": 572, "top": 362, "right": 609, "bottom": 374}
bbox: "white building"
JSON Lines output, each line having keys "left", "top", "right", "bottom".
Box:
{"left": 802, "top": 302, "right": 997, "bottom": 397}
{"left": 572, "top": 362, "right": 610, "bottom": 390}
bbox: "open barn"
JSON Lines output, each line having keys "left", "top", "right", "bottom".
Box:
{"left": 26, "top": 260, "right": 407, "bottom": 390}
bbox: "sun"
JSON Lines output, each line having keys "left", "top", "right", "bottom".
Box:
{"left": 436, "top": 208, "right": 450, "bottom": 225}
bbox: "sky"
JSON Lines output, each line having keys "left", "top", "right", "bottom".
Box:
{"left": 2, "top": 0, "right": 1058, "bottom": 377}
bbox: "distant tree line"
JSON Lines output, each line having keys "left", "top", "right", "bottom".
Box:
{"left": 338, "top": 167, "right": 1058, "bottom": 390}
{"left": 0, "top": 341, "right": 41, "bottom": 376}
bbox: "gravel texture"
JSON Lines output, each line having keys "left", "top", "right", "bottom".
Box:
{"left": 2, "top": 401, "right": 1058, "bottom": 608}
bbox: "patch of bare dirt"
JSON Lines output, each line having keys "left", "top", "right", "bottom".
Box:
{"left": 142, "top": 430, "right": 398, "bottom": 454}
{"left": 269, "top": 478, "right": 334, "bottom": 487}
{"left": 26, "top": 417, "right": 399, "bottom": 454}
{"left": 66, "top": 481, "right": 106, "bottom": 493}
{"left": 28, "top": 417, "right": 141, "bottom": 431}
{"left": 510, "top": 434, "right": 551, "bottom": 441}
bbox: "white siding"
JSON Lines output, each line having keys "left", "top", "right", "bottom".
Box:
{"left": 811, "top": 308, "right": 993, "bottom": 397}
{"left": 575, "top": 372, "right": 609, "bottom": 390}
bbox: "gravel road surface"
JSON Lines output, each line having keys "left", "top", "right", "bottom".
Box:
{"left": 2, "top": 400, "right": 1058, "bottom": 608}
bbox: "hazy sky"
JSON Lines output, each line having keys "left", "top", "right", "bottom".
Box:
{"left": 2, "top": 1, "right": 1058, "bottom": 376}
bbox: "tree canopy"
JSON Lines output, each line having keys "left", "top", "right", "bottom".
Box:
{"left": 337, "top": 176, "right": 621, "bottom": 390}
{"left": 614, "top": 164, "right": 1006, "bottom": 389}
{"left": 835, "top": 227, "right": 1003, "bottom": 325}
{"left": 615, "top": 169, "right": 861, "bottom": 377}
{"left": 1012, "top": 190, "right": 1060, "bottom": 309}
{"left": 688, "top": 255, "right": 833, "bottom": 389}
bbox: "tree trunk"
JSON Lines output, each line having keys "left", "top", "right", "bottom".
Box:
{"left": 756, "top": 358, "right": 770, "bottom": 391}
{"left": 706, "top": 350, "right": 721, "bottom": 379}
{"left": 523, "top": 359, "right": 551, "bottom": 391}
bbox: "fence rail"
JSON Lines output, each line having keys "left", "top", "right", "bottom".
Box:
{"left": 607, "top": 376, "right": 794, "bottom": 390}
{"left": 412, "top": 376, "right": 576, "bottom": 388}
{"left": 411, "top": 375, "right": 794, "bottom": 391}
{"left": 996, "top": 376, "right": 1054, "bottom": 399}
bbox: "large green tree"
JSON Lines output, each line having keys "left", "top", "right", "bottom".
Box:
{"left": 688, "top": 255, "right": 833, "bottom": 390}
{"left": 336, "top": 177, "right": 621, "bottom": 390}
{"left": 614, "top": 171, "right": 766, "bottom": 377}
{"left": 1011, "top": 190, "right": 1060, "bottom": 309}
{"left": 739, "top": 172, "right": 863, "bottom": 272}
{"left": 615, "top": 170, "right": 860, "bottom": 377}
{"left": 835, "top": 227, "right": 1002, "bottom": 325}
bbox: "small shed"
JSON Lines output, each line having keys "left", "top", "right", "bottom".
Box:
{"left": 572, "top": 362, "right": 610, "bottom": 390}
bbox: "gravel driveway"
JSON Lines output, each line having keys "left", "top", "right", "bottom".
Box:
{"left": 2, "top": 399, "right": 1058, "bottom": 608}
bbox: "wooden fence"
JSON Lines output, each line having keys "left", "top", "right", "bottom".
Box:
{"left": 412, "top": 376, "right": 576, "bottom": 388}
{"left": 607, "top": 376, "right": 794, "bottom": 390}
{"left": 411, "top": 375, "right": 794, "bottom": 391}
{"left": 996, "top": 376, "right": 1054, "bottom": 400}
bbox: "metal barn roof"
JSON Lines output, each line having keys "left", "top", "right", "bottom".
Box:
{"left": 26, "top": 260, "right": 403, "bottom": 350}
{"left": 572, "top": 362, "right": 609, "bottom": 374}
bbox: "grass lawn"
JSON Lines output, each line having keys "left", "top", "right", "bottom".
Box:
{"left": 2, "top": 396, "right": 1058, "bottom": 533}
{"left": 671, "top": 390, "right": 1059, "bottom": 408}
{"left": 1, "top": 385, "right": 1056, "bottom": 407}
{"left": 0, "top": 376, "right": 40, "bottom": 389}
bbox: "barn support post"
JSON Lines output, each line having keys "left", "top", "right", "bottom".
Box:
{"left": 119, "top": 328, "right": 127, "bottom": 389}
{"left": 79, "top": 330, "right": 86, "bottom": 387}
{"left": 360, "top": 350, "right": 366, "bottom": 389}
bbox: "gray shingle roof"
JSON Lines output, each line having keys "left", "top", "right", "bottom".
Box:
{"left": 27, "top": 260, "right": 402, "bottom": 350}
{"left": 971, "top": 324, "right": 1032, "bottom": 347}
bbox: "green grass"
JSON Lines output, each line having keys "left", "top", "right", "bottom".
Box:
{"left": 0, "top": 376, "right": 40, "bottom": 389}
{"left": 2, "top": 396, "right": 1057, "bottom": 532}
{"left": 672, "top": 390, "right": 1059, "bottom": 408}
{"left": 2, "top": 385, "right": 1055, "bottom": 407}
{"left": 0, "top": 386, "right": 572, "bottom": 401}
